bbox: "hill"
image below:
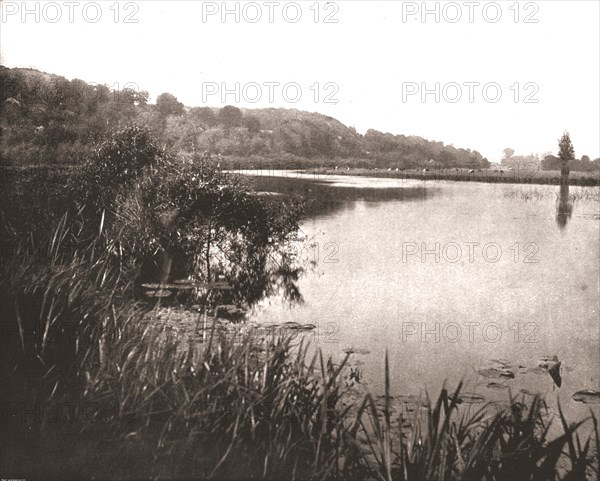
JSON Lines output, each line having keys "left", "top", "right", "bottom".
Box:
{"left": 1, "top": 65, "right": 491, "bottom": 168}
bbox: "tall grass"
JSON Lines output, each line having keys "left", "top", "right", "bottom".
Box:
{"left": 358, "top": 352, "right": 599, "bottom": 481}
{"left": 1, "top": 215, "right": 355, "bottom": 478}
{"left": 1, "top": 218, "right": 598, "bottom": 480}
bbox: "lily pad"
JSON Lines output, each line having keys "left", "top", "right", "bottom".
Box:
{"left": 279, "top": 322, "right": 316, "bottom": 331}
{"left": 489, "top": 358, "right": 511, "bottom": 368}
{"left": 458, "top": 392, "right": 486, "bottom": 405}
{"left": 572, "top": 390, "right": 600, "bottom": 405}
{"left": 485, "top": 382, "right": 509, "bottom": 390}
{"left": 477, "top": 368, "right": 515, "bottom": 379}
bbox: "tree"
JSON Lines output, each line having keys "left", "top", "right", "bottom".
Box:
{"left": 156, "top": 92, "right": 184, "bottom": 117}
{"left": 558, "top": 132, "right": 575, "bottom": 164}
{"left": 500, "top": 148, "right": 515, "bottom": 167}
{"left": 581, "top": 155, "right": 590, "bottom": 163}
{"left": 68, "top": 126, "right": 303, "bottom": 302}
{"left": 541, "top": 154, "right": 561, "bottom": 171}
{"left": 218, "top": 105, "right": 242, "bottom": 129}
{"left": 73, "top": 125, "right": 167, "bottom": 214}
{"left": 135, "top": 90, "right": 150, "bottom": 106}
{"left": 558, "top": 131, "right": 574, "bottom": 184}
{"left": 190, "top": 106, "right": 217, "bottom": 127}
{"left": 243, "top": 115, "right": 261, "bottom": 133}
{"left": 197, "top": 127, "right": 226, "bottom": 153}
{"left": 112, "top": 146, "right": 303, "bottom": 300}
{"left": 502, "top": 148, "right": 515, "bottom": 160}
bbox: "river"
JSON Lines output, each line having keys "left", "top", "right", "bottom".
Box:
{"left": 237, "top": 170, "right": 600, "bottom": 429}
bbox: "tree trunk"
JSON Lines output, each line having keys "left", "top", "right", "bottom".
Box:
{"left": 160, "top": 247, "right": 174, "bottom": 284}
{"left": 205, "top": 227, "right": 212, "bottom": 283}
{"left": 560, "top": 162, "right": 570, "bottom": 187}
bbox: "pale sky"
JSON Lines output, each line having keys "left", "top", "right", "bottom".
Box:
{"left": 1, "top": 0, "right": 599, "bottom": 162}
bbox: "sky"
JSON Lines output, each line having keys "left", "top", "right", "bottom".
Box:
{"left": 1, "top": 0, "right": 599, "bottom": 162}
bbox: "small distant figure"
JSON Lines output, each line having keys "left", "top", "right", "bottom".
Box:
{"left": 388, "top": 167, "right": 392, "bottom": 171}
{"left": 423, "top": 168, "right": 429, "bottom": 172}
{"left": 335, "top": 165, "right": 339, "bottom": 170}
{"left": 347, "top": 167, "right": 350, "bottom": 171}
{"left": 395, "top": 167, "right": 399, "bottom": 171}
{"left": 468, "top": 169, "right": 475, "bottom": 174}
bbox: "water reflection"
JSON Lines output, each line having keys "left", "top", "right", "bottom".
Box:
{"left": 556, "top": 183, "right": 573, "bottom": 230}
{"left": 156, "top": 175, "right": 431, "bottom": 313}
{"left": 248, "top": 176, "right": 432, "bottom": 219}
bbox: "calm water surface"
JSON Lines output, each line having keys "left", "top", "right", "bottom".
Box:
{"left": 241, "top": 172, "right": 600, "bottom": 426}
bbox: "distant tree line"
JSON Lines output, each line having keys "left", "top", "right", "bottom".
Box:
{"left": 501, "top": 147, "right": 599, "bottom": 173}
{"left": 0, "top": 65, "right": 556, "bottom": 171}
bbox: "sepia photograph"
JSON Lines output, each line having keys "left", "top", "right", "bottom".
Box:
{"left": 1, "top": 1, "right": 599, "bottom": 479}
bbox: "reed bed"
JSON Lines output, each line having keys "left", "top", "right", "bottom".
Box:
{"left": 1, "top": 217, "right": 598, "bottom": 480}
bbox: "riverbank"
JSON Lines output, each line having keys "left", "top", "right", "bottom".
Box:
{"left": 312, "top": 167, "right": 600, "bottom": 186}
{"left": 3, "top": 163, "right": 599, "bottom": 187}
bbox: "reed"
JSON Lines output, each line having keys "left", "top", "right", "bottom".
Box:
{"left": 1, "top": 217, "right": 598, "bottom": 480}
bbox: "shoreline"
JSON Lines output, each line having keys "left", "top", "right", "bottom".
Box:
{"left": 310, "top": 168, "right": 600, "bottom": 187}
{"left": 3, "top": 163, "right": 599, "bottom": 187}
